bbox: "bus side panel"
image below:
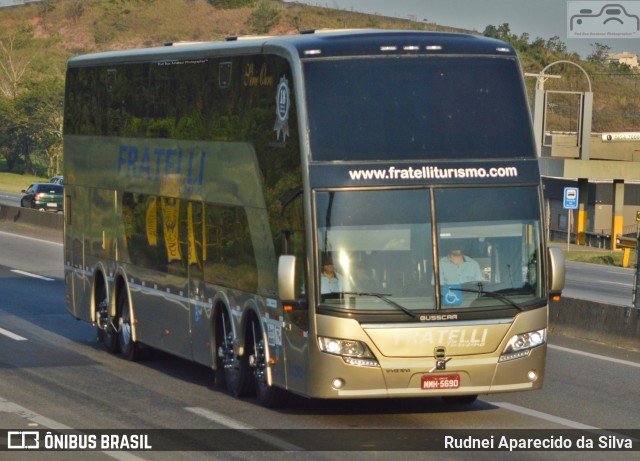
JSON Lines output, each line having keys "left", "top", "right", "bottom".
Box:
{"left": 126, "top": 265, "right": 192, "bottom": 359}
{"left": 64, "top": 181, "right": 92, "bottom": 322}
{"left": 64, "top": 51, "right": 306, "bottom": 391}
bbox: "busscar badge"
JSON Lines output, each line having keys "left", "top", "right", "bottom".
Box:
{"left": 274, "top": 75, "right": 290, "bottom": 142}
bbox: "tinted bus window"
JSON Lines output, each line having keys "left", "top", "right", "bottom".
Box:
{"left": 305, "top": 56, "right": 535, "bottom": 161}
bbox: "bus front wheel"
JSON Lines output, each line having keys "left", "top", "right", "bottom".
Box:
{"left": 248, "top": 319, "right": 287, "bottom": 408}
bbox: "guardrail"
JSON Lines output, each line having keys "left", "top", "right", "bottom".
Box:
{"left": 0, "top": 204, "right": 638, "bottom": 349}
{"left": 549, "top": 229, "right": 612, "bottom": 249}
{"left": 550, "top": 298, "right": 639, "bottom": 350}
{"left": 0, "top": 204, "right": 63, "bottom": 241}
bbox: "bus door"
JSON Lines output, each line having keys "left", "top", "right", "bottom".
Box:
{"left": 185, "top": 201, "right": 211, "bottom": 365}
{"left": 280, "top": 191, "right": 309, "bottom": 394}
{"left": 64, "top": 183, "right": 91, "bottom": 321}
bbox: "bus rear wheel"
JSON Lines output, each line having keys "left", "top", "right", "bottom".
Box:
{"left": 117, "top": 291, "right": 140, "bottom": 361}
{"left": 96, "top": 285, "right": 118, "bottom": 353}
{"left": 218, "top": 310, "right": 252, "bottom": 397}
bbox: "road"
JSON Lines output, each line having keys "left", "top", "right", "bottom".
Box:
{"left": 563, "top": 260, "right": 635, "bottom": 306}
{"left": 0, "top": 192, "right": 20, "bottom": 208}
{"left": 0, "top": 230, "right": 638, "bottom": 460}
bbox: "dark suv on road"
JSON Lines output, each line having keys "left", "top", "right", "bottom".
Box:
{"left": 20, "top": 183, "right": 64, "bottom": 212}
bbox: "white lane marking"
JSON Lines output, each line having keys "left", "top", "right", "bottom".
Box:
{"left": 565, "top": 276, "right": 631, "bottom": 287}
{"left": 0, "top": 397, "right": 71, "bottom": 430}
{"left": 10, "top": 270, "right": 54, "bottom": 282}
{"left": 549, "top": 344, "right": 640, "bottom": 368}
{"left": 595, "top": 280, "right": 632, "bottom": 287}
{"left": 185, "top": 407, "right": 304, "bottom": 451}
{"left": 0, "top": 327, "right": 27, "bottom": 341}
{"left": 185, "top": 406, "right": 252, "bottom": 429}
{"left": 0, "top": 396, "right": 148, "bottom": 461}
{"left": 495, "top": 402, "right": 640, "bottom": 443}
{"left": 494, "top": 347, "right": 640, "bottom": 434}
{"left": 0, "top": 230, "right": 63, "bottom": 246}
{"left": 493, "top": 402, "right": 597, "bottom": 430}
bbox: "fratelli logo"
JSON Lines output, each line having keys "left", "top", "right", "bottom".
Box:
{"left": 568, "top": 1, "right": 640, "bottom": 38}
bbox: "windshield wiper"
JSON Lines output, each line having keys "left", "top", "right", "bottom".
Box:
{"left": 342, "top": 291, "right": 419, "bottom": 319}
{"left": 450, "top": 283, "right": 525, "bottom": 311}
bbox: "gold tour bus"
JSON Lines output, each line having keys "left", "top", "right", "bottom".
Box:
{"left": 63, "top": 29, "right": 565, "bottom": 407}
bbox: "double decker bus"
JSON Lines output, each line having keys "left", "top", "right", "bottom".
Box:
{"left": 63, "top": 29, "right": 565, "bottom": 407}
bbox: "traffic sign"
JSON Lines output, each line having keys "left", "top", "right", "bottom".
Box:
{"left": 563, "top": 187, "right": 578, "bottom": 209}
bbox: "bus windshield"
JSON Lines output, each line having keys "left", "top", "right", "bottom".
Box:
{"left": 315, "top": 187, "right": 543, "bottom": 314}
{"left": 304, "top": 56, "right": 535, "bottom": 161}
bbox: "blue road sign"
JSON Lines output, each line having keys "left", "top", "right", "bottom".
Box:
{"left": 563, "top": 187, "right": 579, "bottom": 209}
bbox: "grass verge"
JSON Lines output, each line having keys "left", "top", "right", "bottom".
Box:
{"left": 0, "top": 168, "right": 48, "bottom": 194}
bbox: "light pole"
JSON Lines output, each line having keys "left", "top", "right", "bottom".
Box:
{"left": 525, "top": 60, "right": 593, "bottom": 160}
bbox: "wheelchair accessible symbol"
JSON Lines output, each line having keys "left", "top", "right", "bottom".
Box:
{"left": 442, "top": 284, "right": 462, "bottom": 306}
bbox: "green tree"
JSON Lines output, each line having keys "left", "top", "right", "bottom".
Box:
{"left": 546, "top": 36, "right": 567, "bottom": 54}
{"left": 248, "top": 0, "right": 281, "bottom": 34}
{"left": 0, "top": 29, "right": 33, "bottom": 99}
{"left": 587, "top": 42, "right": 611, "bottom": 63}
{"left": 29, "top": 78, "right": 65, "bottom": 176}
{"left": 0, "top": 77, "right": 64, "bottom": 175}
{"left": 38, "top": 0, "right": 57, "bottom": 17}
{"left": 65, "top": 0, "right": 85, "bottom": 25}
{"left": 0, "top": 97, "right": 31, "bottom": 173}
{"left": 210, "top": 0, "right": 256, "bottom": 8}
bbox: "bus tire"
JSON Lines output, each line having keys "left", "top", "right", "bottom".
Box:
{"left": 117, "top": 291, "right": 140, "bottom": 361}
{"left": 218, "top": 310, "right": 252, "bottom": 397}
{"left": 249, "top": 319, "right": 288, "bottom": 408}
{"left": 96, "top": 282, "right": 118, "bottom": 353}
{"left": 441, "top": 395, "right": 478, "bottom": 405}
{"left": 97, "top": 325, "right": 118, "bottom": 353}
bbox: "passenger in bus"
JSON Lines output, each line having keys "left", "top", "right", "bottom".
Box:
{"left": 320, "top": 255, "right": 343, "bottom": 294}
{"left": 438, "top": 242, "right": 482, "bottom": 285}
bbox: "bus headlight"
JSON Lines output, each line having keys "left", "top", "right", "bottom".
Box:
{"left": 499, "top": 329, "right": 546, "bottom": 362}
{"left": 318, "top": 337, "right": 379, "bottom": 367}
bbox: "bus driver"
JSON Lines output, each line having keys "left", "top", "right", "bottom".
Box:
{"left": 320, "top": 255, "right": 343, "bottom": 295}
{"left": 439, "top": 242, "right": 482, "bottom": 285}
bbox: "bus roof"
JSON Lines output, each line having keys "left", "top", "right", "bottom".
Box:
{"left": 67, "top": 29, "right": 516, "bottom": 67}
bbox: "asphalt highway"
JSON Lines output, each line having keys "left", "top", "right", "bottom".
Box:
{"left": 0, "top": 230, "right": 638, "bottom": 461}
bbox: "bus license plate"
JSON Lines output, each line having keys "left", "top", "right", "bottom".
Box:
{"left": 47, "top": 203, "right": 57, "bottom": 208}
{"left": 421, "top": 374, "right": 460, "bottom": 390}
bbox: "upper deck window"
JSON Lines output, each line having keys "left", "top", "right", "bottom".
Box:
{"left": 304, "top": 56, "right": 535, "bottom": 161}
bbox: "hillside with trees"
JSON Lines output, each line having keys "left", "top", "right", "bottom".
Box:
{"left": 0, "top": 0, "right": 638, "bottom": 177}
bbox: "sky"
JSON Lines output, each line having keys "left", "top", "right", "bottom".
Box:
{"left": 286, "top": 0, "right": 640, "bottom": 59}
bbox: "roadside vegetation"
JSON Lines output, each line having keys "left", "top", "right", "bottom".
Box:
{"left": 0, "top": 0, "right": 637, "bottom": 179}
{"left": 562, "top": 248, "right": 628, "bottom": 266}
{"left": 0, "top": 160, "right": 46, "bottom": 193}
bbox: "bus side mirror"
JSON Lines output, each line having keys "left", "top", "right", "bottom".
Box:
{"left": 278, "top": 255, "right": 297, "bottom": 302}
{"left": 547, "top": 246, "right": 565, "bottom": 300}
{"left": 278, "top": 255, "right": 308, "bottom": 312}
